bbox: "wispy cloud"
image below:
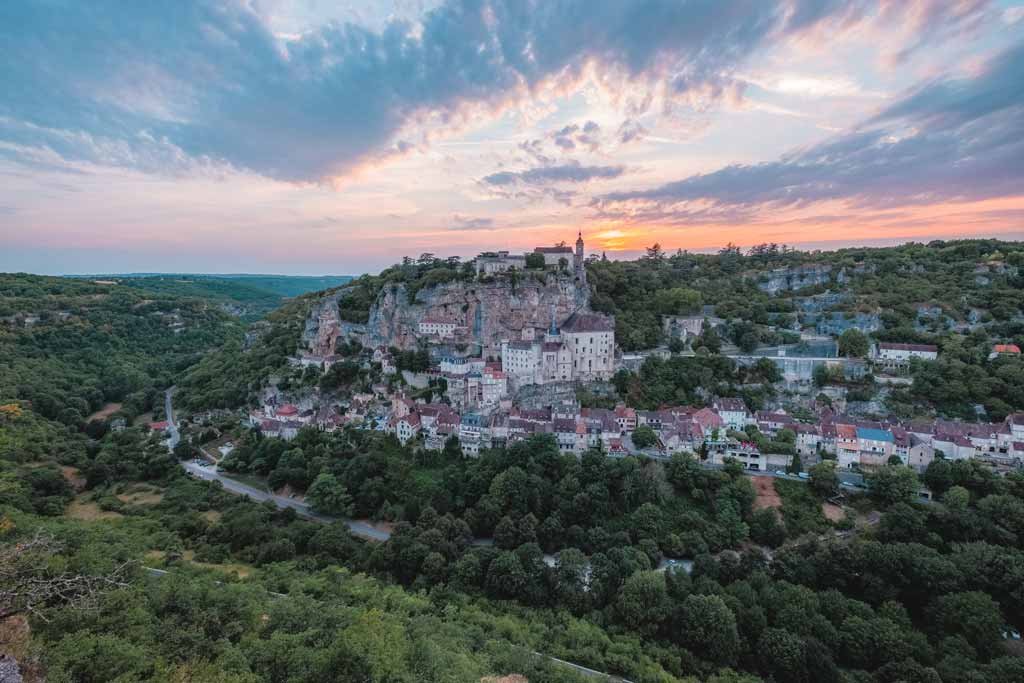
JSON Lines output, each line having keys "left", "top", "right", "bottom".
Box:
{"left": 595, "top": 39, "right": 1024, "bottom": 223}
{"left": 0, "top": 0, "right": 989, "bottom": 182}
{"left": 449, "top": 214, "right": 496, "bottom": 231}
{"left": 483, "top": 162, "right": 625, "bottom": 187}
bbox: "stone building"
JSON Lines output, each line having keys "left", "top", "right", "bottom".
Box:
{"left": 501, "top": 309, "right": 615, "bottom": 390}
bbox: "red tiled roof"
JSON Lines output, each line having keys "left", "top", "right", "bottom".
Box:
{"left": 149, "top": 421, "right": 169, "bottom": 430}
{"left": 693, "top": 407, "right": 723, "bottom": 428}
{"left": 993, "top": 344, "right": 1021, "bottom": 354}
{"left": 276, "top": 404, "right": 299, "bottom": 416}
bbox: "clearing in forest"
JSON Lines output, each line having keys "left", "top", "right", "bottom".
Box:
{"left": 751, "top": 475, "right": 783, "bottom": 510}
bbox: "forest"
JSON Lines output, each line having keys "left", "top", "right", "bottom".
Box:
{"left": 4, "top": 406, "right": 1024, "bottom": 682}
{"left": 3, "top": 252, "right": 1024, "bottom": 682}
{"left": 0, "top": 274, "right": 240, "bottom": 426}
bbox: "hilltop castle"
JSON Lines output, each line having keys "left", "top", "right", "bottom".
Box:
{"left": 475, "top": 232, "right": 587, "bottom": 283}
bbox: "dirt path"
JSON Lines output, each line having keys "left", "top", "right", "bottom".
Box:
{"left": 822, "top": 502, "right": 845, "bottom": 521}
{"left": 86, "top": 402, "right": 122, "bottom": 422}
{"left": 752, "top": 476, "right": 782, "bottom": 510}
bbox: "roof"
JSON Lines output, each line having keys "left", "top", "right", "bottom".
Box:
{"left": 542, "top": 342, "right": 565, "bottom": 352}
{"left": 561, "top": 312, "right": 615, "bottom": 334}
{"left": 149, "top": 421, "right": 169, "bottom": 430}
{"left": 553, "top": 418, "right": 578, "bottom": 433}
{"left": 993, "top": 344, "right": 1021, "bottom": 354}
{"left": 856, "top": 426, "right": 894, "bottom": 442}
{"left": 516, "top": 408, "right": 551, "bottom": 422}
{"left": 836, "top": 424, "right": 857, "bottom": 439}
{"left": 401, "top": 413, "right": 421, "bottom": 427}
{"left": 534, "top": 245, "right": 573, "bottom": 254}
{"left": 693, "top": 407, "right": 723, "bottom": 428}
{"left": 506, "top": 340, "right": 536, "bottom": 351}
{"left": 437, "top": 410, "right": 461, "bottom": 427}
{"left": 712, "top": 397, "right": 746, "bottom": 412}
{"left": 756, "top": 411, "right": 795, "bottom": 424}
{"left": 952, "top": 434, "right": 973, "bottom": 447}
{"left": 879, "top": 342, "right": 938, "bottom": 353}
{"left": 276, "top": 404, "right": 299, "bottom": 416}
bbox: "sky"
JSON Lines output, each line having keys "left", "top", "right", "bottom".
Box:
{"left": 1, "top": 0, "right": 1023, "bottom": 276}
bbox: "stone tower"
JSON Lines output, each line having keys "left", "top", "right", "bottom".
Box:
{"left": 574, "top": 231, "right": 585, "bottom": 281}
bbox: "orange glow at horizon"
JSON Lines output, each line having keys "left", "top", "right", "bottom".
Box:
{"left": 576, "top": 196, "right": 1024, "bottom": 254}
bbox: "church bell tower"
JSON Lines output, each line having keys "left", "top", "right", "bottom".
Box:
{"left": 574, "top": 231, "right": 585, "bottom": 281}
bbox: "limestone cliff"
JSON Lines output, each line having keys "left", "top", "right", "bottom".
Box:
{"left": 303, "top": 272, "right": 590, "bottom": 358}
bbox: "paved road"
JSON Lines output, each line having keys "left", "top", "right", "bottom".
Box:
{"left": 531, "top": 651, "right": 634, "bottom": 682}
{"left": 182, "top": 461, "right": 390, "bottom": 541}
{"left": 165, "top": 387, "right": 180, "bottom": 449}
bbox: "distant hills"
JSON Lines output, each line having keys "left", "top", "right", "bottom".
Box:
{"left": 65, "top": 273, "right": 354, "bottom": 319}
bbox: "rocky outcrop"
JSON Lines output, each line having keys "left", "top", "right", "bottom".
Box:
{"left": 0, "top": 654, "right": 23, "bottom": 683}
{"left": 365, "top": 274, "right": 588, "bottom": 356}
{"left": 302, "top": 273, "right": 590, "bottom": 358}
{"left": 756, "top": 264, "right": 834, "bottom": 294}
{"left": 302, "top": 291, "right": 350, "bottom": 357}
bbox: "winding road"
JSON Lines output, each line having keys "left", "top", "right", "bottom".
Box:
{"left": 164, "top": 387, "right": 180, "bottom": 449}
{"left": 169, "top": 390, "right": 693, "bottom": 574}
{"left": 181, "top": 460, "right": 390, "bottom": 541}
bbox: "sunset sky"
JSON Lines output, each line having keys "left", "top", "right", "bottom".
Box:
{"left": 2, "top": 0, "right": 1023, "bottom": 275}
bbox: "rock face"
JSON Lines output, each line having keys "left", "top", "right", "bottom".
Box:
{"left": 0, "top": 655, "right": 23, "bottom": 683}
{"left": 756, "top": 264, "right": 834, "bottom": 294}
{"left": 302, "top": 273, "right": 590, "bottom": 358}
{"left": 302, "top": 290, "right": 358, "bottom": 357}
{"left": 366, "top": 274, "right": 589, "bottom": 356}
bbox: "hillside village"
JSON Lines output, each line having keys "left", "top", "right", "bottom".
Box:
{"left": 236, "top": 238, "right": 1024, "bottom": 487}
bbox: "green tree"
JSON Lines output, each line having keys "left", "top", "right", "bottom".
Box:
{"left": 749, "top": 508, "right": 786, "bottom": 548}
{"left": 868, "top": 465, "right": 920, "bottom": 506}
{"left": 697, "top": 324, "right": 722, "bottom": 354}
{"left": 305, "top": 473, "right": 353, "bottom": 516}
{"left": 838, "top": 328, "right": 869, "bottom": 358}
{"left": 928, "top": 591, "right": 1005, "bottom": 658}
{"left": 615, "top": 571, "right": 669, "bottom": 635}
{"left": 757, "top": 627, "right": 807, "bottom": 683}
{"left": 676, "top": 594, "right": 740, "bottom": 666}
{"left": 632, "top": 425, "right": 658, "bottom": 449}
{"left": 525, "top": 252, "right": 545, "bottom": 269}
{"left": 942, "top": 485, "right": 971, "bottom": 511}
{"left": 809, "top": 461, "right": 839, "bottom": 498}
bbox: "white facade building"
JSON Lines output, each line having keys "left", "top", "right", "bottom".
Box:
{"left": 418, "top": 318, "right": 459, "bottom": 338}
{"left": 500, "top": 311, "right": 615, "bottom": 390}
{"left": 874, "top": 342, "right": 938, "bottom": 363}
